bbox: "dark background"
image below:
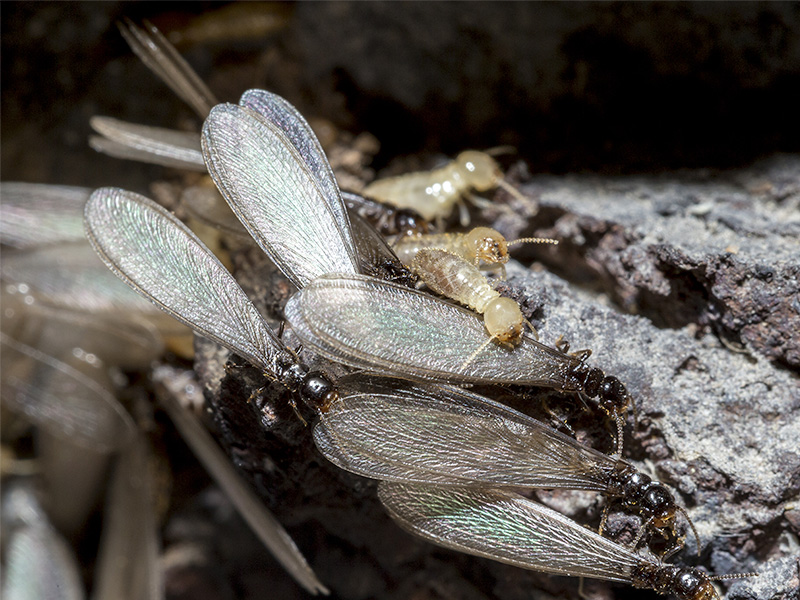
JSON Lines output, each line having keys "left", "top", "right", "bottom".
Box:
{"left": 3, "top": 1, "right": 800, "bottom": 189}
{"left": 2, "top": 3, "right": 798, "bottom": 600}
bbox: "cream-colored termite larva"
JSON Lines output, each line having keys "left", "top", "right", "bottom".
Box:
{"left": 394, "top": 226, "right": 557, "bottom": 278}
{"left": 362, "top": 150, "right": 528, "bottom": 227}
{"left": 411, "top": 248, "right": 533, "bottom": 348}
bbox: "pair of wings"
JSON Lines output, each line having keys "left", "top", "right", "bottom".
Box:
{"left": 87, "top": 88, "right": 584, "bottom": 391}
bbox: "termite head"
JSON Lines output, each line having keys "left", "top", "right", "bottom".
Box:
{"left": 456, "top": 150, "right": 503, "bottom": 191}
{"left": 465, "top": 227, "right": 510, "bottom": 264}
{"left": 483, "top": 297, "right": 523, "bottom": 346}
{"left": 632, "top": 565, "right": 719, "bottom": 600}
{"left": 618, "top": 472, "right": 678, "bottom": 528}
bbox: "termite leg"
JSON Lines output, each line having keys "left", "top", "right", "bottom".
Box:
{"left": 287, "top": 395, "right": 308, "bottom": 427}
{"left": 541, "top": 397, "right": 577, "bottom": 438}
{"left": 522, "top": 316, "right": 539, "bottom": 341}
{"left": 598, "top": 504, "right": 611, "bottom": 536}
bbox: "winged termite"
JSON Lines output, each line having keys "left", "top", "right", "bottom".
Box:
{"left": 314, "top": 375, "right": 698, "bottom": 551}
{"left": 379, "top": 483, "right": 755, "bottom": 600}
{"left": 84, "top": 188, "right": 337, "bottom": 416}
{"left": 201, "top": 90, "right": 629, "bottom": 423}
{"left": 283, "top": 273, "right": 631, "bottom": 422}
{"left": 362, "top": 149, "right": 528, "bottom": 227}
{"left": 0, "top": 183, "right": 89, "bottom": 249}
{"left": 85, "top": 188, "right": 333, "bottom": 594}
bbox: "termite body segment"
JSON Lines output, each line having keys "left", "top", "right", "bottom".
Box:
{"left": 412, "top": 248, "right": 526, "bottom": 346}
{"left": 379, "top": 483, "right": 754, "bottom": 600}
{"left": 363, "top": 150, "right": 517, "bottom": 226}
{"left": 315, "top": 375, "right": 697, "bottom": 549}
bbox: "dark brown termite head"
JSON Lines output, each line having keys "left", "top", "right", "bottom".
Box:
{"left": 631, "top": 565, "right": 719, "bottom": 600}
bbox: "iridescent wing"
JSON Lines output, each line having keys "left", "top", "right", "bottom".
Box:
{"left": 84, "top": 187, "right": 287, "bottom": 371}
{"left": 284, "top": 274, "right": 578, "bottom": 386}
{"left": 315, "top": 375, "right": 612, "bottom": 489}
{"left": 2, "top": 242, "right": 169, "bottom": 316}
{"left": 202, "top": 92, "right": 359, "bottom": 288}
{"left": 378, "top": 482, "right": 643, "bottom": 583}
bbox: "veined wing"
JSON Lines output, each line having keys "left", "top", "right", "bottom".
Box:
{"left": 378, "top": 482, "right": 643, "bottom": 582}
{"left": 315, "top": 375, "right": 612, "bottom": 490}
{"left": 202, "top": 100, "right": 359, "bottom": 289}
{"left": 84, "top": 187, "right": 286, "bottom": 371}
{"left": 284, "top": 274, "right": 576, "bottom": 385}
{"left": 118, "top": 19, "right": 218, "bottom": 118}
{"left": 90, "top": 117, "right": 206, "bottom": 171}
{"left": 0, "top": 183, "right": 88, "bottom": 248}
{"left": 239, "top": 89, "right": 351, "bottom": 248}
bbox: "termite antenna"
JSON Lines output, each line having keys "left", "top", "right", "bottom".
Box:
{"left": 675, "top": 505, "right": 702, "bottom": 558}
{"left": 522, "top": 316, "right": 539, "bottom": 341}
{"left": 709, "top": 572, "right": 760, "bottom": 582}
{"left": 613, "top": 413, "right": 625, "bottom": 458}
{"left": 459, "top": 335, "right": 497, "bottom": 372}
{"left": 506, "top": 236, "right": 559, "bottom": 248}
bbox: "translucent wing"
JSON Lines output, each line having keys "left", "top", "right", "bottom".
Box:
{"left": 0, "top": 183, "right": 89, "bottom": 248}
{"left": 284, "top": 274, "right": 576, "bottom": 385}
{"left": 378, "top": 482, "right": 643, "bottom": 582}
{"left": 346, "top": 208, "right": 416, "bottom": 286}
{"left": 90, "top": 116, "right": 206, "bottom": 171}
{"left": 84, "top": 187, "right": 287, "bottom": 371}
{"left": 0, "top": 333, "right": 136, "bottom": 453}
{"left": 2, "top": 481, "right": 85, "bottom": 600}
{"left": 239, "top": 89, "right": 351, "bottom": 244}
{"left": 154, "top": 366, "right": 329, "bottom": 596}
{"left": 93, "top": 433, "right": 162, "bottom": 600}
{"left": 2, "top": 242, "right": 168, "bottom": 316}
{"left": 181, "top": 185, "right": 251, "bottom": 240}
{"left": 315, "top": 375, "right": 613, "bottom": 489}
{"left": 202, "top": 100, "right": 359, "bottom": 289}
{"left": 119, "top": 19, "right": 218, "bottom": 118}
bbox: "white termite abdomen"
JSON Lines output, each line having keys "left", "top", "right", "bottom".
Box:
{"left": 412, "top": 248, "right": 523, "bottom": 345}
